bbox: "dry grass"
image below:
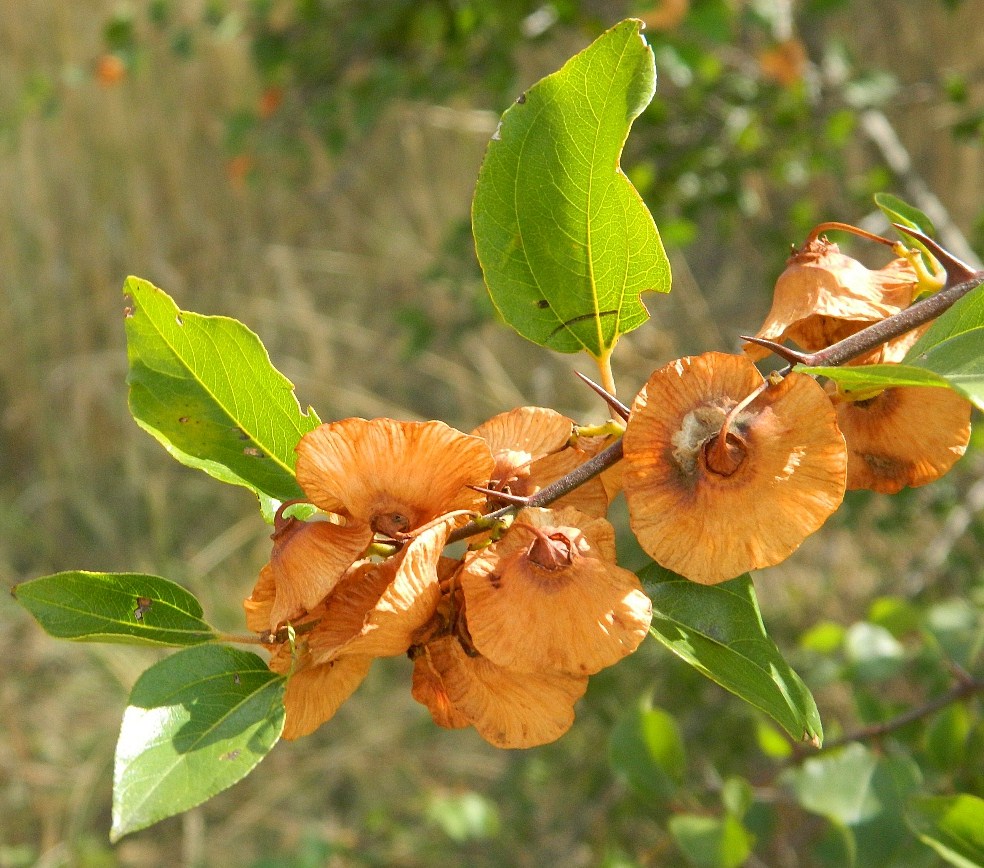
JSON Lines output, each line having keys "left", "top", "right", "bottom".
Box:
{"left": 1, "top": 1, "right": 982, "bottom": 865}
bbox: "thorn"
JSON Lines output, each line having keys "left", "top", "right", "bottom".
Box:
{"left": 739, "top": 335, "right": 815, "bottom": 366}
{"left": 467, "top": 485, "right": 532, "bottom": 507}
{"left": 573, "top": 370, "right": 630, "bottom": 420}
{"left": 890, "top": 224, "right": 978, "bottom": 284}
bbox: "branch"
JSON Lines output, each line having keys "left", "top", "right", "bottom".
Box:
{"left": 788, "top": 673, "right": 984, "bottom": 763}
{"left": 447, "top": 437, "right": 624, "bottom": 545}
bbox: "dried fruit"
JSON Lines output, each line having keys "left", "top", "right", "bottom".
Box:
{"left": 744, "top": 239, "right": 917, "bottom": 361}
{"left": 460, "top": 507, "right": 652, "bottom": 675}
{"left": 832, "top": 385, "right": 971, "bottom": 493}
{"left": 623, "top": 352, "right": 847, "bottom": 583}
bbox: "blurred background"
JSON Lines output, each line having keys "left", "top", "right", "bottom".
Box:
{"left": 2, "top": 1, "right": 983, "bottom": 865}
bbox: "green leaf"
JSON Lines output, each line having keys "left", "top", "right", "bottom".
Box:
{"left": 111, "top": 645, "right": 285, "bottom": 841}
{"left": 124, "top": 276, "right": 320, "bottom": 512}
{"left": 905, "top": 794, "right": 984, "bottom": 868}
{"left": 797, "top": 279, "right": 984, "bottom": 410}
{"left": 842, "top": 621, "right": 906, "bottom": 683}
{"left": 640, "top": 564, "right": 822, "bottom": 745}
{"left": 791, "top": 744, "right": 922, "bottom": 827}
{"left": 794, "top": 363, "right": 951, "bottom": 393}
{"left": 425, "top": 791, "right": 501, "bottom": 842}
{"left": 721, "top": 777, "right": 754, "bottom": 818}
{"left": 901, "top": 279, "right": 984, "bottom": 409}
{"left": 668, "top": 813, "right": 754, "bottom": 868}
{"left": 11, "top": 571, "right": 215, "bottom": 647}
{"left": 874, "top": 192, "right": 936, "bottom": 238}
{"left": 472, "top": 19, "right": 671, "bottom": 360}
{"left": 609, "top": 698, "right": 686, "bottom": 801}
{"left": 873, "top": 192, "right": 941, "bottom": 289}
{"left": 791, "top": 748, "right": 928, "bottom": 867}
{"left": 924, "top": 704, "right": 970, "bottom": 772}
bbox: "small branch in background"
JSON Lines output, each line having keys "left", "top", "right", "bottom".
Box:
{"left": 859, "top": 109, "right": 983, "bottom": 270}
{"left": 903, "top": 453, "right": 984, "bottom": 595}
{"left": 787, "top": 673, "right": 984, "bottom": 763}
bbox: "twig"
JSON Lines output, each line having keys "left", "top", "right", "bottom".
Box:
{"left": 788, "top": 675, "right": 984, "bottom": 763}
{"left": 447, "top": 438, "right": 624, "bottom": 545}
{"left": 858, "top": 109, "right": 983, "bottom": 270}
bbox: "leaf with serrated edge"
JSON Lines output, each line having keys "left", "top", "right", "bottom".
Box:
{"left": 12, "top": 571, "right": 215, "bottom": 647}
{"left": 641, "top": 564, "right": 822, "bottom": 744}
{"left": 124, "top": 276, "right": 320, "bottom": 508}
{"left": 111, "top": 645, "right": 285, "bottom": 841}
{"left": 472, "top": 19, "right": 670, "bottom": 360}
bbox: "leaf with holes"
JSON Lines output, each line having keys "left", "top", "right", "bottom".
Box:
{"left": 12, "top": 571, "right": 215, "bottom": 646}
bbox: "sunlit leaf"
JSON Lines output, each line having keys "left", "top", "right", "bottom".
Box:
{"left": 874, "top": 192, "right": 936, "bottom": 238}
{"left": 111, "top": 645, "right": 285, "bottom": 841}
{"left": 425, "top": 791, "right": 501, "bottom": 842}
{"left": 794, "top": 363, "right": 950, "bottom": 393}
{"left": 790, "top": 742, "right": 923, "bottom": 867}
{"left": 640, "top": 565, "right": 822, "bottom": 744}
{"left": 842, "top": 621, "right": 906, "bottom": 683}
{"left": 797, "top": 280, "right": 984, "bottom": 410}
{"left": 12, "top": 571, "right": 215, "bottom": 646}
{"left": 906, "top": 794, "right": 984, "bottom": 867}
{"left": 902, "top": 279, "right": 984, "bottom": 409}
{"left": 472, "top": 19, "right": 670, "bottom": 361}
{"left": 873, "top": 191, "right": 940, "bottom": 284}
{"left": 124, "top": 276, "right": 320, "bottom": 513}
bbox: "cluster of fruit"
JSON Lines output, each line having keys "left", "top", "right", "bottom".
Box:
{"left": 247, "top": 237, "right": 971, "bottom": 746}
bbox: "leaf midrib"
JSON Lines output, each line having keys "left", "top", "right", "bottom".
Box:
{"left": 136, "top": 290, "right": 301, "bottom": 480}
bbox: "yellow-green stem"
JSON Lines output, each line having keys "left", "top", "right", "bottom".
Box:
{"left": 594, "top": 349, "right": 617, "bottom": 397}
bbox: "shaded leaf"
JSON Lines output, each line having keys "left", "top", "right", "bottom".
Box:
{"left": 472, "top": 19, "right": 670, "bottom": 360}
{"left": 924, "top": 704, "right": 970, "bottom": 772}
{"left": 124, "top": 276, "right": 320, "bottom": 512}
{"left": 12, "top": 571, "right": 215, "bottom": 647}
{"left": 905, "top": 794, "right": 984, "bottom": 867}
{"left": 609, "top": 698, "right": 685, "bottom": 801}
{"left": 640, "top": 564, "right": 822, "bottom": 744}
{"left": 111, "top": 645, "right": 285, "bottom": 841}
{"left": 668, "top": 813, "right": 754, "bottom": 868}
